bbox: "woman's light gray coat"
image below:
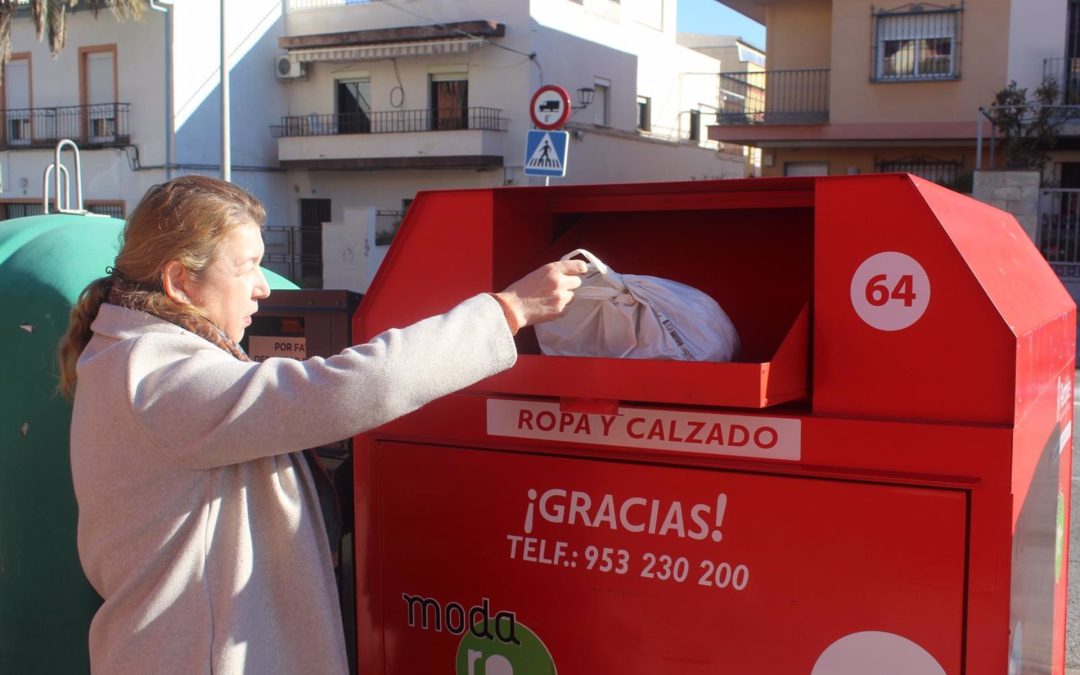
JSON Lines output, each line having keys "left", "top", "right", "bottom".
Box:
{"left": 70, "top": 295, "right": 516, "bottom": 674}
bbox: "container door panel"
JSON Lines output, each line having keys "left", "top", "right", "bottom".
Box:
{"left": 364, "top": 443, "right": 967, "bottom": 674}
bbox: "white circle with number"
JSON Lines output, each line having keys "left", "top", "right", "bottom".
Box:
{"left": 850, "top": 252, "right": 930, "bottom": 331}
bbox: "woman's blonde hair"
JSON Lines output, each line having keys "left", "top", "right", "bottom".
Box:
{"left": 58, "top": 175, "right": 266, "bottom": 397}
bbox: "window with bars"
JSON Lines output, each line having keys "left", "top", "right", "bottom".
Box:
{"left": 0, "top": 202, "right": 43, "bottom": 219}
{"left": 876, "top": 156, "right": 963, "bottom": 189}
{"left": 87, "top": 201, "right": 125, "bottom": 219}
{"left": 872, "top": 4, "right": 962, "bottom": 82}
{"left": 1070, "top": 0, "right": 1080, "bottom": 61}
{"left": 376, "top": 197, "right": 412, "bottom": 246}
{"left": 0, "top": 201, "right": 125, "bottom": 220}
{"left": 430, "top": 74, "right": 468, "bottom": 131}
{"left": 7, "top": 116, "right": 30, "bottom": 144}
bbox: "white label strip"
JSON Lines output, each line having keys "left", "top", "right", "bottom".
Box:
{"left": 487, "top": 398, "right": 801, "bottom": 461}
{"left": 247, "top": 335, "right": 307, "bottom": 362}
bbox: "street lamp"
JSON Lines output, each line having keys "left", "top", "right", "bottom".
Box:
{"left": 575, "top": 87, "right": 595, "bottom": 110}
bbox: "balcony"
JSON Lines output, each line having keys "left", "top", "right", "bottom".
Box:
{"left": 273, "top": 106, "right": 508, "bottom": 171}
{"left": 0, "top": 103, "right": 130, "bottom": 150}
{"left": 1044, "top": 57, "right": 1080, "bottom": 104}
{"left": 717, "top": 69, "right": 830, "bottom": 126}
{"left": 273, "top": 107, "right": 505, "bottom": 136}
{"left": 286, "top": 0, "right": 390, "bottom": 11}
{"left": 1040, "top": 58, "right": 1080, "bottom": 137}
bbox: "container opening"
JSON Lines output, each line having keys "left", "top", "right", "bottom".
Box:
{"left": 480, "top": 190, "right": 814, "bottom": 408}
{"left": 496, "top": 207, "right": 813, "bottom": 363}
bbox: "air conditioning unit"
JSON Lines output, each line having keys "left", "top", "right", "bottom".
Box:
{"left": 275, "top": 55, "right": 306, "bottom": 80}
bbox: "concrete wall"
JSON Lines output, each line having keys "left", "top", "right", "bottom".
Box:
{"left": 760, "top": 0, "right": 1045, "bottom": 126}
{"left": 764, "top": 0, "right": 831, "bottom": 70}
{"left": 973, "top": 169, "right": 1040, "bottom": 241}
{"left": 275, "top": 0, "right": 743, "bottom": 233}
{"left": 2, "top": 0, "right": 747, "bottom": 289}
{"left": 321, "top": 207, "right": 386, "bottom": 293}
{"left": 172, "top": 0, "right": 286, "bottom": 168}
{"left": 762, "top": 145, "right": 976, "bottom": 182}
{"left": 531, "top": 0, "right": 727, "bottom": 146}
{"left": 1007, "top": 0, "right": 1067, "bottom": 92}
{"left": 4, "top": 2, "right": 288, "bottom": 219}
{"left": 4, "top": 8, "right": 170, "bottom": 211}
{"left": 829, "top": 0, "right": 1014, "bottom": 125}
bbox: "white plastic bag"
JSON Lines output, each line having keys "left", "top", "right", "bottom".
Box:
{"left": 535, "top": 249, "right": 740, "bottom": 361}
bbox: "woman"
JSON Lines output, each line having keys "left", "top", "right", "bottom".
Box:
{"left": 58, "top": 175, "right": 585, "bottom": 674}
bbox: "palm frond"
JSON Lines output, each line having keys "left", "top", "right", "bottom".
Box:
{"left": 47, "top": 0, "right": 68, "bottom": 54}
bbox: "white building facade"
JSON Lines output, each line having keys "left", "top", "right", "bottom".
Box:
{"left": 1, "top": 0, "right": 288, "bottom": 220}
{"left": 2, "top": 0, "right": 744, "bottom": 289}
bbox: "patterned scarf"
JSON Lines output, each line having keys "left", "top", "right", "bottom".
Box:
{"left": 107, "top": 275, "right": 344, "bottom": 565}
{"left": 108, "top": 277, "right": 250, "bottom": 359}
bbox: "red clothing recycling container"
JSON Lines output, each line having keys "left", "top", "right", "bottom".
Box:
{"left": 351, "top": 175, "right": 1075, "bottom": 674}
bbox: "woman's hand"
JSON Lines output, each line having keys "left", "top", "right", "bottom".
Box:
{"left": 494, "top": 260, "right": 588, "bottom": 329}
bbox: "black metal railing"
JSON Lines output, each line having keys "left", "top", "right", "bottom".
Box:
{"left": 717, "top": 69, "right": 829, "bottom": 125}
{"left": 1039, "top": 188, "right": 1080, "bottom": 276}
{"left": 875, "top": 156, "right": 965, "bottom": 191}
{"left": 1043, "top": 57, "right": 1080, "bottom": 104}
{"left": 271, "top": 106, "right": 506, "bottom": 137}
{"left": 0, "top": 103, "right": 130, "bottom": 149}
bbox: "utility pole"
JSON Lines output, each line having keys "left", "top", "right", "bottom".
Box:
{"left": 220, "top": 0, "right": 231, "bottom": 182}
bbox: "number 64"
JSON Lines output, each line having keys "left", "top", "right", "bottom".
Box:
{"left": 865, "top": 273, "right": 915, "bottom": 307}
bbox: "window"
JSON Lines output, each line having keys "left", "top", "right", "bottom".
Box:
{"left": 876, "top": 156, "right": 963, "bottom": 189}
{"left": 7, "top": 115, "right": 29, "bottom": 145}
{"left": 377, "top": 197, "right": 412, "bottom": 246}
{"left": 430, "top": 73, "right": 468, "bottom": 130}
{"left": 337, "top": 79, "right": 371, "bottom": 134}
{"left": 80, "top": 45, "right": 118, "bottom": 142}
{"left": 299, "top": 198, "right": 331, "bottom": 288}
{"left": 593, "top": 79, "right": 611, "bottom": 126}
{"left": 1069, "top": 0, "right": 1080, "bottom": 63}
{"left": 1066, "top": 1, "right": 1080, "bottom": 104}
{"left": 636, "top": 95, "right": 651, "bottom": 132}
{"left": 689, "top": 109, "right": 701, "bottom": 142}
{"left": 4, "top": 54, "right": 31, "bottom": 146}
{"left": 784, "top": 161, "right": 829, "bottom": 177}
{"left": 90, "top": 114, "right": 116, "bottom": 139}
{"left": 872, "top": 5, "right": 961, "bottom": 81}
{"left": 0, "top": 201, "right": 43, "bottom": 220}
{"left": 736, "top": 43, "right": 766, "bottom": 68}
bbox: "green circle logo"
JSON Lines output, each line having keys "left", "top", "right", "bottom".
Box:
{"left": 456, "top": 620, "right": 556, "bottom": 675}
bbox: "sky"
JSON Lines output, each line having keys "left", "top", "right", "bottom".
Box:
{"left": 676, "top": 0, "right": 766, "bottom": 48}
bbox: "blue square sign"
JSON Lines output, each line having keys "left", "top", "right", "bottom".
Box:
{"left": 524, "top": 130, "right": 569, "bottom": 178}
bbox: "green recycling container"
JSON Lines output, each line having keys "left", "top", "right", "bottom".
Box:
{"left": 0, "top": 213, "right": 296, "bottom": 673}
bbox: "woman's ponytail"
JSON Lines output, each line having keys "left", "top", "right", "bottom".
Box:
{"left": 58, "top": 276, "right": 113, "bottom": 398}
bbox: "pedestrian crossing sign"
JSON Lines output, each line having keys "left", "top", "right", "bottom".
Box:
{"left": 524, "top": 129, "right": 569, "bottom": 177}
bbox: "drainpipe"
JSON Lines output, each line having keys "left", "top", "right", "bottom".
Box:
{"left": 149, "top": 0, "right": 174, "bottom": 180}
{"left": 976, "top": 107, "right": 983, "bottom": 170}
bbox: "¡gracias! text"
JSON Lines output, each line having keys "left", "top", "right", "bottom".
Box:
{"left": 524, "top": 488, "right": 728, "bottom": 542}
